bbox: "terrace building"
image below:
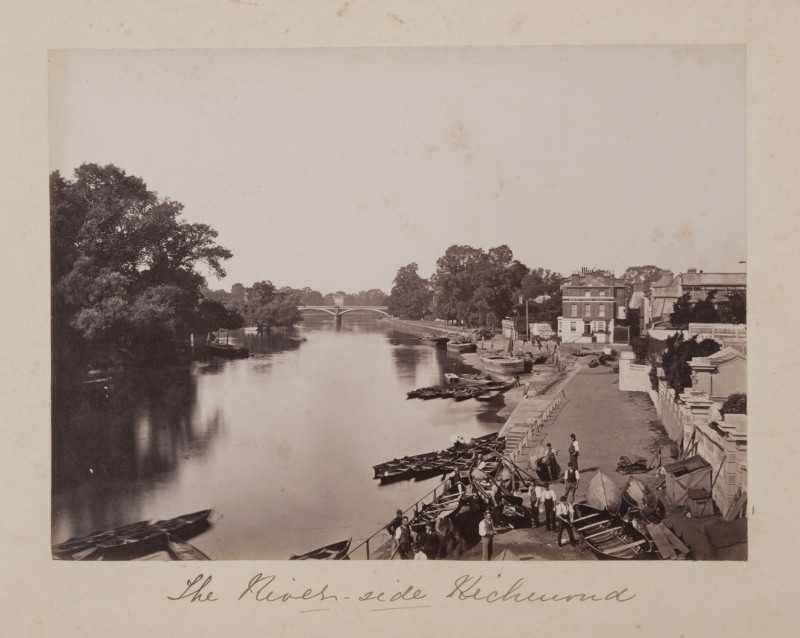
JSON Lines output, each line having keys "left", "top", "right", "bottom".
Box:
{"left": 557, "top": 268, "right": 627, "bottom": 343}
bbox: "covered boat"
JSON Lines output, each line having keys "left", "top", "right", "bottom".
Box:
{"left": 290, "top": 538, "right": 351, "bottom": 560}
{"left": 584, "top": 472, "right": 622, "bottom": 514}
{"left": 480, "top": 354, "right": 525, "bottom": 376}
{"left": 572, "top": 504, "right": 654, "bottom": 560}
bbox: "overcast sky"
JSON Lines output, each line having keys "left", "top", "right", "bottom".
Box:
{"left": 49, "top": 46, "right": 745, "bottom": 294}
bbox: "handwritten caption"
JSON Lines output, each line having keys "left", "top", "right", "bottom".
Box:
{"left": 167, "top": 573, "right": 635, "bottom": 611}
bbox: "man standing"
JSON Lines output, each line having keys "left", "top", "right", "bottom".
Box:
{"left": 542, "top": 483, "right": 557, "bottom": 531}
{"left": 543, "top": 443, "right": 558, "bottom": 481}
{"left": 528, "top": 481, "right": 543, "bottom": 528}
{"left": 479, "top": 510, "right": 495, "bottom": 560}
{"left": 394, "top": 516, "right": 414, "bottom": 560}
{"left": 386, "top": 509, "right": 403, "bottom": 536}
{"left": 564, "top": 462, "right": 580, "bottom": 504}
{"left": 556, "top": 496, "right": 576, "bottom": 548}
{"left": 568, "top": 433, "right": 580, "bottom": 470}
{"left": 420, "top": 522, "right": 440, "bottom": 560}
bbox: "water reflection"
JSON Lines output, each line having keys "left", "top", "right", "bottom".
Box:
{"left": 52, "top": 318, "right": 505, "bottom": 559}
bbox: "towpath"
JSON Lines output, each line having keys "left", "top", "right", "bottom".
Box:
{"left": 459, "top": 356, "right": 672, "bottom": 560}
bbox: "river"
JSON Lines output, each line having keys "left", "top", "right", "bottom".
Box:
{"left": 51, "top": 316, "right": 505, "bottom": 559}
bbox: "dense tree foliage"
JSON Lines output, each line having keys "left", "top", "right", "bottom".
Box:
{"left": 620, "top": 265, "right": 672, "bottom": 292}
{"left": 51, "top": 164, "right": 232, "bottom": 369}
{"left": 245, "top": 282, "right": 303, "bottom": 333}
{"left": 387, "top": 263, "right": 433, "bottom": 319}
{"left": 429, "top": 244, "right": 529, "bottom": 328}
{"left": 720, "top": 392, "right": 747, "bottom": 416}
{"left": 718, "top": 289, "right": 746, "bottom": 324}
{"left": 670, "top": 289, "right": 746, "bottom": 327}
{"left": 661, "top": 333, "right": 721, "bottom": 396}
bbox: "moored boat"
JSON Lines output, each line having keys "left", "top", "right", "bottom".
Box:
{"left": 420, "top": 334, "right": 450, "bottom": 347}
{"left": 52, "top": 509, "right": 215, "bottom": 560}
{"left": 572, "top": 503, "right": 654, "bottom": 560}
{"left": 206, "top": 342, "right": 250, "bottom": 358}
{"left": 480, "top": 354, "right": 525, "bottom": 376}
{"left": 289, "top": 538, "right": 351, "bottom": 560}
{"left": 166, "top": 534, "right": 211, "bottom": 560}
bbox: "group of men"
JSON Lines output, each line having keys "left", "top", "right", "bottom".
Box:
{"left": 388, "top": 432, "right": 585, "bottom": 561}
{"left": 386, "top": 510, "right": 441, "bottom": 560}
{"left": 481, "top": 432, "right": 584, "bottom": 558}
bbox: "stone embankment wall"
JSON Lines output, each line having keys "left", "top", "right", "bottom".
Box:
{"left": 648, "top": 379, "right": 747, "bottom": 517}
{"left": 618, "top": 351, "right": 652, "bottom": 392}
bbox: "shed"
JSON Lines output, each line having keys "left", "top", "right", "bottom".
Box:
{"left": 663, "top": 455, "right": 712, "bottom": 508}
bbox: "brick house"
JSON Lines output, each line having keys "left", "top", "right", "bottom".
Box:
{"left": 557, "top": 269, "right": 627, "bottom": 343}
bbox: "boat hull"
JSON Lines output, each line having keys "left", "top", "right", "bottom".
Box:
{"left": 480, "top": 356, "right": 525, "bottom": 376}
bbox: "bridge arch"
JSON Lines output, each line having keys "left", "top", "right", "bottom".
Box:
{"left": 298, "top": 306, "right": 390, "bottom": 318}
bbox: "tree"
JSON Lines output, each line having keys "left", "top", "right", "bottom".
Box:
{"left": 520, "top": 268, "right": 563, "bottom": 300}
{"left": 669, "top": 292, "right": 694, "bottom": 327}
{"left": 660, "top": 333, "right": 721, "bottom": 395}
{"left": 720, "top": 393, "right": 747, "bottom": 416}
{"left": 387, "top": 263, "right": 432, "bottom": 320}
{"left": 719, "top": 289, "right": 747, "bottom": 324}
{"left": 51, "top": 163, "right": 232, "bottom": 368}
{"left": 245, "top": 281, "right": 301, "bottom": 333}
{"left": 430, "top": 245, "right": 484, "bottom": 324}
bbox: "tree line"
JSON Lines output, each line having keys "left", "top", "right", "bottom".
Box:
{"left": 51, "top": 163, "right": 391, "bottom": 372}
{"left": 386, "top": 246, "right": 566, "bottom": 330}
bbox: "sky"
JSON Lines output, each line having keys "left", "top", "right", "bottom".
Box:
{"left": 49, "top": 46, "right": 746, "bottom": 294}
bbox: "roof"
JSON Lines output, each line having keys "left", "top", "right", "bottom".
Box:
{"left": 679, "top": 272, "right": 746, "bottom": 287}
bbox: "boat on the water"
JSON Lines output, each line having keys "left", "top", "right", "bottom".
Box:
{"left": 419, "top": 334, "right": 450, "bottom": 347}
{"left": 52, "top": 509, "right": 214, "bottom": 560}
{"left": 480, "top": 354, "right": 525, "bottom": 376}
{"left": 206, "top": 342, "right": 250, "bottom": 358}
{"left": 289, "top": 538, "right": 351, "bottom": 560}
{"left": 571, "top": 504, "right": 654, "bottom": 560}
{"left": 446, "top": 335, "right": 477, "bottom": 353}
{"left": 165, "top": 534, "right": 211, "bottom": 560}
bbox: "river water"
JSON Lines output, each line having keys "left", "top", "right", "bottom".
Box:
{"left": 51, "top": 317, "right": 505, "bottom": 559}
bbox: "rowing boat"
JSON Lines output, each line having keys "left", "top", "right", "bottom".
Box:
{"left": 572, "top": 504, "right": 654, "bottom": 560}
{"left": 289, "top": 538, "right": 351, "bottom": 560}
{"left": 52, "top": 509, "right": 214, "bottom": 560}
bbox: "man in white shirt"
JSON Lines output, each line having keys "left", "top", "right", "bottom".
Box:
{"left": 478, "top": 510, "right": 495, "bottom": 560}
{"left": 568, "top": 433, "right": 580, "bottom": 470}
{"left": 556, "top": 496, "right": 576, "bottom": 548}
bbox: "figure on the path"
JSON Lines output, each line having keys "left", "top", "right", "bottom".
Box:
{"left": 542, "top": 483, "right": 557, "bottom": 531}
{"left": 568, "top": 433, "right": 580, "bottom": 470}
{"left": 479, "top": 510, "right": 495, "bottom": 560}
{"left": 556, "top": 496, "right": 576, "bottom": 548}
{"left": 394, "top": 516, "right": 414, "bottom": 560}
{"left": 564, "top": 462, "right": 580, "bottom": 504}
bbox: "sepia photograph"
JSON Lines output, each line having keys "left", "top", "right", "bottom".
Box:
{"left": 49, "top": 46, "right": 747, "bottom": 564}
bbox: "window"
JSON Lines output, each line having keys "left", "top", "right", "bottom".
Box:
{"left": 570, "top": 322, "right": 577, "bottom": 332}
{"left": 599, "top": 305, "right": 605, "bottom": 317}
{"left": 584, "top": 291, "right": 592, "bottom": 297}
{"left": 585, "top": 305, "right": 592, "bottom": 317}
{"left": 571, "top": 304, "right": 577, "bottom": 317}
